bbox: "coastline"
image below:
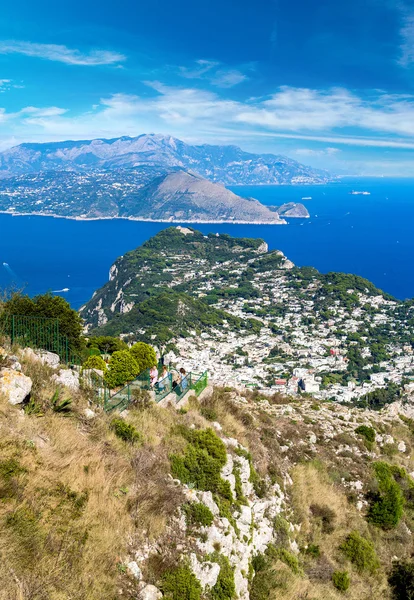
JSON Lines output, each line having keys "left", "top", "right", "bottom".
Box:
{"left": 0, "top": 210, "right": 288, "bottom": 225}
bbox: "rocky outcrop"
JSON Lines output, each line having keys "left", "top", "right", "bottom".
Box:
{"left": 0, "top": 368, "right": 32, "bottom": 404}
{"left": 276, "top": 202, "right": 310, "bottom": 218}
{"left": 52, "top": 369, "right": 80, "bottom": 391}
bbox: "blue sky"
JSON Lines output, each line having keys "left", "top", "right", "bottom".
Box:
{"left": 0, "top": 0, "right": 413, "bottom": 175}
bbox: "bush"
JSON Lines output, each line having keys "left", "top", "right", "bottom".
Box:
{"left": 129, "top": 342, "right": 157, "bottom": 373}
{"left": 110, "top": 418, "right": 142, "bottom": 444}
{"left": 367, "top": 462, "right": 404, "bottom": 530}
{"left": 355, "top": 425, "right": 376, "bottom": 443}
{"left": 304, "top": 544, "right": 320, "bottom": 559}
{"left": 389, "top": 560, "right": 414, "bottom": 600}
{"left": 82, "top": 355, "right": 107, "bottom": 372}
{"left": 332, "top": 570, "right": 350, "bottom": 592}
{"left": 211, "top": 554, "right": 236, "bottom": 600}
{"left": 183, "top": 502, "right": 214, "bottom": 528}
{"left": 104, "top": 350, "right": 139, "bottom": 388}
{"left": 170, "top": 427, "right": 232, "bottom": 501}
{"left": 200, "top": 407, "right": 218, "bottom": 421}
{"left": 161, "top": 564, "right": 202, "bottom": 600}
{"left": 310, "top": 504, "right": 336, "bottom": 533}
{"left": 340, "top": 531, "right": 379, "bottom": 573}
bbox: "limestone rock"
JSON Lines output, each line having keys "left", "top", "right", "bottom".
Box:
{"left": 36, "top": 350, "right": 61, "bottom": 368}
{"left": 84, "top": 408, "right": 96, "bottom": 419}
{"left": 139, "top": 584, "right": 162, "bottom": 600}
{"left": 398, "top": 441, "right": 407, "bottom": 453}
{"left": 0, "top": 368, "right": 32, "bottom": 404}
{"left": 190, "top": 553, "right": 220, "bottom": 589}
{"left": 52, "top": 369, "right": 80, "bottom": 391}
{"left": 127, "top": 561, "right": 141, "bottom": 580}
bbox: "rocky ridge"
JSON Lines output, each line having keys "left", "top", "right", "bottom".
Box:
{"left": 0, "top": 134, "right": 332, "bottom": 185}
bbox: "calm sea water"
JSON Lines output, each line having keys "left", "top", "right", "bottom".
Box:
{"left": 0, "top": 177, "right": 413, "bottom": 308}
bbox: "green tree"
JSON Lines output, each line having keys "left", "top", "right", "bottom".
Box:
{"left": 3, "top": 293, "right": 84, "bottom": 352}
{"left": 86, "top": 336, "right": 128, "bottom": 354}
{"left": 129, "top": 341, "right": 157, "bottom": 373}
{"left": 82, "top": 355, "right": 107, "bottom": 372}
{"left": 104, "top": 350, "right": 139, "bottom": 388}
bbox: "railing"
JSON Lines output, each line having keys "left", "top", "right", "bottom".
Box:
{"left": 103, "top": 369, "right": 208, "bottom": 412}
{"left": 0, "top": 314, "right": 109, "bottom": 403}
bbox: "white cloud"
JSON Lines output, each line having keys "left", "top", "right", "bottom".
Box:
{"left": 294, "top": 147, "right": 341, "bottom": 157}
{"left": 211, "top": 70, "right": 247, "bottom": 88}
{"left": 0, "top": 40, "right": 126, "bottom": 66}
{"left": 178, "top": 59, "right": 247, "bottom": 88}
{"left": 2, "top": 83, "right": 414, "bottom": 153}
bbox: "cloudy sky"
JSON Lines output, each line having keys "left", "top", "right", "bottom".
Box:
{"left": 0, "top": 0, "right": 413, "bottom": 175}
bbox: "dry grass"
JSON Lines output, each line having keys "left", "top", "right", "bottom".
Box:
{"left": 0, "top": 391, "right": 136, "bottom": 600}
{"left": 288, "top": 462, "right": 391, "bottom": 600}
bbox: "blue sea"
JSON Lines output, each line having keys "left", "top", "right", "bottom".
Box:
{"left": 0, "top": 177, "right": 413, "bottom": 308}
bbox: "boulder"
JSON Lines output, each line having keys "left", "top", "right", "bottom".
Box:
{"left": 139, "top": 584, "right": 162, "bottom": 600}
{"left": 0, "top": 368, "right": 32, "bottom": 404}
{"left": 52, "top": 369, "right": 80, "bottom": 391}
{"left": 37, "top": 350, "right": 61, "bottom": 368}
{"left": 127, "top": 560, "right": 142, "bottom": 580}
{"left": 84, "top": 408, "right": 96, "bottom": 419}
{"left": 23, "top": 348, "right": 60, "bottom": 368}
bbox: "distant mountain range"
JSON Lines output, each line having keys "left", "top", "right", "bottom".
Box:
{"left": 0, "top": 133, "right": 332, "bottom": 185}
{"left": 0, "top": 134, "right": 326, "bottom": 223}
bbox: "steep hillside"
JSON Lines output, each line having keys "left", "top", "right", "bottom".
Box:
{"left": 80, "top": 226, "right": 414, "bottom": 405}
{"left": 1, "top": 341, "right": 414, "bottom": 600}
{"left": 0, "top": 134, "right": 333, "bottom": 184}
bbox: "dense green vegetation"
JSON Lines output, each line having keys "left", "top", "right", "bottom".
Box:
{"left": 1, "top": 292, "right": 84, "bottom": 352}
{"left": 340, "top": 531, "right": 379, "bottom": 574}
{"left": 104, "top": 350, "right": 139, "bottom": 388}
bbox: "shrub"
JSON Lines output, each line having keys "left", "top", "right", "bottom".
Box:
{"left": 310, "top": 504, "right": 336, "bottom": 533}
{"left": 234, "top": 465, "right": 248, "bottom": 506}
{"left": 355, "top": 425, "right": 376, "bottom": 449}
{"left": 340, "top": 531, "right": 379, "bottom": 573}
{"left": 304, "top": 544, "right": 320, "bottom": 559}
{"left": 161, "top": 564, "right": 202, "bottom": 600}
{"left": 200, "top": 407, "right": 218, "bottom": 421}
{"left": 82, "top": 355, "right": 107, "bottom": 372}
{"left": 389, "top": 560, "right": 414, "bottom": 600}
{"left": 110, "top": 418, "right": 142, "bottom": 444}
{"left": 268, "top": 546, "right": 301, "bottom": 575}
{"left": 367, "top": 462, "right": 404, "bottom": 529}
{"left": 170, "top": 427, "right": 231, "bottom": 501}
{"left": 332, "top": 570, "right": 350, "bottom": 592}
{"left": 211, "top": 555, "right": 236, "bottom": 600}
{"left": 183, "top": 502, "right": 214, "bottom": 528}
{"left": 355, "top": 425, "right": 376, "bottom": 443}
{"left": 50, "top": 389, "right": 72, "bottom": 414}
{"left": 129, "top": 342, "right": 157, "bottom": 373}
{"left": 273, "top": 516, "right": 290, "bottom": 549}
{"left": 104, "top": 350, "right": 139, "bottom": 388}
